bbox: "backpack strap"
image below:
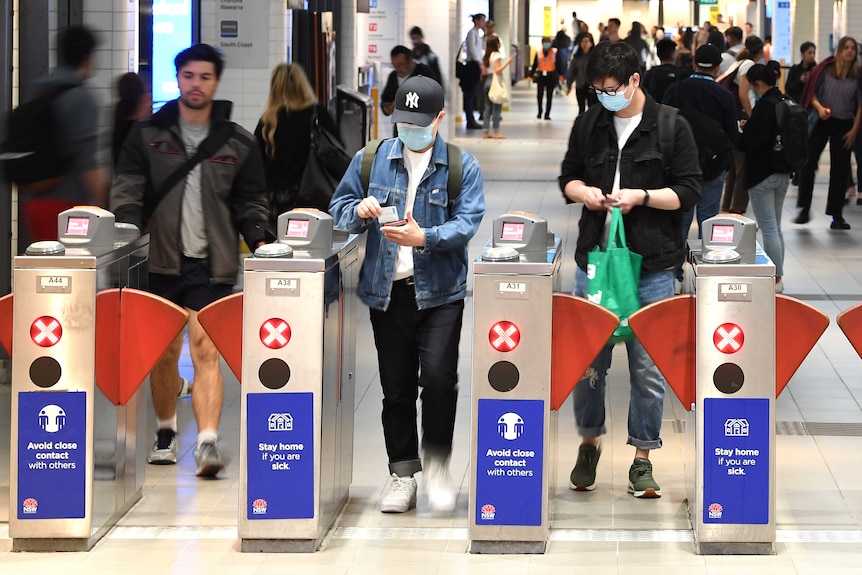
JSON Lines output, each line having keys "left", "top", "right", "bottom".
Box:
{"left": 361, "top": 138, "right": 462, "bottom": 205}
{"left": 657, "top": 104, "right": 677, "bottom": 175}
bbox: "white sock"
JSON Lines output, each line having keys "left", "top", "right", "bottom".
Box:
{"left": 197, "top": 430, "right": 218, "bottom": 448}
{"left": 157, "top": 416, "right": 177, "bottom": 432}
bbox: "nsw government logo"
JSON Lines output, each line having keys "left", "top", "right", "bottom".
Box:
{"left": 252, "top": 498, "right": 268, "bottom": 515}
{"left": 708, "top": 502, "right": 724, "bottom": 519}
{"left": 480, "top": 503, "right": 496, "bottom": 520}
{"left": 22, "top": 497, "right": 38, "bottom": 514}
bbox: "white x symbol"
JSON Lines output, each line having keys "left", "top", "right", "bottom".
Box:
{"left": 263, "top": 321, "right": 288, "bottom": 346}
{"left": 492, "top": 324, "right": 518, "bottom": 348}
{"left": 34, "top": 319, "right": 60, "bottom": 345}
{"left": 405, "top": 91, "right": 419, "bottom": 109}
{"left": 716, "top": 325, "right": 741, "bottom": 351}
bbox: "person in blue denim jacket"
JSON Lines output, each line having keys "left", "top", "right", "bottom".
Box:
{"left": 329, "top": 76, "right": 485, "bottom": 514}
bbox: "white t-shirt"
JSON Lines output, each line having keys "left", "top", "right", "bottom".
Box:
{"left": 736, "top": 59, "right": 757, "bottom": 111}
{"left": 392, "top": 146, "right": 433, "bottom": 281}
{"left": 602, "top": 112, "right": 643, "bottom": 244}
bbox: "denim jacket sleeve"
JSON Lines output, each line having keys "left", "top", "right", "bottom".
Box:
{"left": 419, "top": 148, "right": 486, "bottom": 254}
{"left": 328, "top": 149, "right": 371, "bottom": 234}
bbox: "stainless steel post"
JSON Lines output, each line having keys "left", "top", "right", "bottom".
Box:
{"left": 469, "top": 213, "right": 561, "bottom": 554}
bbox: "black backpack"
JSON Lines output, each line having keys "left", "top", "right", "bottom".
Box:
{"left": 0, "top": 84, "right": 76, "bottom": 190}
{"left": 665, "top": 82, "right": 734, "bottom": 174}
{"left": 772, "top": 95, "right": 809, "bottom": 173}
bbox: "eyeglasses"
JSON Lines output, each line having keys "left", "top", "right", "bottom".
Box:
{"left": 589, "top": 82, "right": 627, "bottom": 97}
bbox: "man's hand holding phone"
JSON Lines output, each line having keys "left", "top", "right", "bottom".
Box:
{"left": 380, "top": 211, "right": 425, "bottom": 247}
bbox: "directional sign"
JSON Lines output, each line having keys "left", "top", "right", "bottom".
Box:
{"left": 489, "top": 321, "right": 520, "bottom": 352}
{"left": 714, "top": 323, "right": 744, "bottom": 354}
{"left": 260, "top": 318, "right": 291, "bottom": 349}
{"left": 30, "top": 316, "right": 62, "bottom": 347}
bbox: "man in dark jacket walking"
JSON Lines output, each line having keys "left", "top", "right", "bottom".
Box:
{"left": 111, "top": 44, "right": 271, "bottom": 478}
{"left": 559, "top": 41, "right": 701, "bottom": 498}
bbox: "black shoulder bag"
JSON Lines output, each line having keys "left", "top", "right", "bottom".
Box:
{"left": 296, "top": 107, "right": 351, "bottom": 212}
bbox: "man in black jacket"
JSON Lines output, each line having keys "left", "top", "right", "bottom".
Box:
{"left": 559, "top": 41, "right": 701, "bottom": 499}
{"left": 112, "top": 44, "right": 271, "bottom": 478}
{"left": 381, "top": 45, "right": 434, "bottom": 136}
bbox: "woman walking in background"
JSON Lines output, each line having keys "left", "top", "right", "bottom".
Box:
{"left": 254, "top": 63, "right": 340, "bottom": 227}
{"left": 482, "top": 35, "right": 513, "bottom": 139}
{"left": 567, "top": 32, "right": 597, "bottom": 115}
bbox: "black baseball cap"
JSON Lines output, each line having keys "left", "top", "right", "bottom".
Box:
{"left": 391, "top": 75, "right": 444, "bottom": 126}
{"left": 695, "top": 44, "right": 722, "bottom": 69}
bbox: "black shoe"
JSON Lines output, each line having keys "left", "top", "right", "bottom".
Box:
{"left": 537, "top": 113, "right": 542, "bottom": 119}
{"left": 466, "top": 122, "right": 483, "bottom": 130}
{"left": 794, "top": 210, "right": 810, "bottom": 224}
{"left": 831, "top": 218, "right": 851, "bottom": 230}
{"left": 857, "top": 197, "right": 862, "bottom": 205}
{"left": 544, "top": 115, "right": 551, "bottom": 120}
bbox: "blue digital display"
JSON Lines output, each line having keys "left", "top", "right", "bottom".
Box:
{"left": 246, "top": 392, "right": 315, "bottom": 520}
{"left": 152, "top": 0, "right": 195, "bottom": 110}
{"left": 475, "top": 399, "right": 544, "bottom": 526}
{"left": 17, "top": 391, "right": 87, "bottom": 519}
{"left": 703, "top": 398, "right": 770, "bottom": 524}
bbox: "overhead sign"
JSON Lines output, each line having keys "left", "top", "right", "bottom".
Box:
{"left": 475, "top": 399, "right": 543, "bottom": 526}
{"left": 30, "top": 316, "right": 62, "bottom": 347}
{"left": 489, "top": 321, "right": 520, "bottom": 352}
{"left": 260, "top": 319, "right": 291, "bottom": 349}
{"left": 17, "top": 391, "right": 86, "bottom": 519}
{"left": 246, "top": 392, "right": 314, "bottom": 519}
{"left": 714, "top": 323, "right": 743, "bottom": 354}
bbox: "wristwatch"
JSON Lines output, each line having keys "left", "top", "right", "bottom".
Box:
{"left": 642, "top": 189, "right": 650, "bottom": 207}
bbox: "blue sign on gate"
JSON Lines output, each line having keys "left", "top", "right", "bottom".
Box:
{"left": 703, "top": 397, "right": 769, "bottom": 524}
{"left": 246, "top": 392, "right": 314, "bottom": 519}
{"left": 17, "top": 391, "right": 87, "bottom": 519}
{"left": 475, "top": 399, "right": 544, "bottom": 526}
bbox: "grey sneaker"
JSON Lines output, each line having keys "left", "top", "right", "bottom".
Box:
{"left": 148, "top": 429, "right": 178, "bottom": 465}
{"left": 380, "top": 474, "right": 417, "bottom": 513}
{"left": 569, "top": 443, "right": 601, "bottom": 491}
{"left": 628, "top": 457, "right": 662, "bottom": 498}
{"left": 193, "top": 441, "right": 225, "bottom": 477}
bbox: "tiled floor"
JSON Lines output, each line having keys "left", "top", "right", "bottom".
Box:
{"left": 4, "top": 82, "right": 862, "bottom": 573}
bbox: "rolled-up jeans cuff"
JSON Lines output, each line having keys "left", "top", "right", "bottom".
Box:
{"left": 577, "top": 425, "right": 606, "bottom": 440}
{"left": 389, "top": 458, "right": 422, "bottom": 478}
{"left": 627, "top": 437, "right": 662, "bottom": 450}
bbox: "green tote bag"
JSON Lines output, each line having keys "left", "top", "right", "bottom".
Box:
{"left": 586, "top": 207, "right": 643, "bottom": 344}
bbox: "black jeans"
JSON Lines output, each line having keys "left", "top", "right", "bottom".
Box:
{"left": 798, "top": 117, "right": 854, "bottom": 219}
{"left": 461, "top": 61, "right": 481, "bottom": 124}
{"left": 536, "top": 75, "right": 556, "bottom": 117}
{"left": 369, "top": 279, "right": 464, "bottom": 477}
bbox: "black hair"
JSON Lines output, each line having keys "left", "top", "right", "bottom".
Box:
{"left": 575, "top": 32, "right": 594, "bottom": 47}
{"left": 746, "top": 61, "right": 781, "bottom": 86}
{"left": 390, "top": 45, "right": 413, "bottom": 59}
{"left": 676, "top": 50, "right": 694, "bottom": 72}
{"left": 737, "top": 35, "right": 764, "bottom": 61}
{"left": 58, "top": 25, "right": 97, "bottom": 68}
{"left": 800, "top": 41, "right": 816, "bottom": 54}
{"left": 656, "top": 38, "right": 677, "bottom": 62}
{"left": 608, "top": 18, "right": 621, "bottom": 27}
{"left": 472, "top": 13, "right": 486, "bottom": 23}
{"left": 409, "top": 26, "right": 423, "bottom": 38}
{"left": 725, "top": 26, "right": 743, "bottom": 44}
{"left": 586, "top": 41, "right": 640, "bottom": 85}
{"left": 175, "top": 43, "right": 225, "bottom": 79}
{"left": 708, "top": 29, "right": 726, "bottom": 51}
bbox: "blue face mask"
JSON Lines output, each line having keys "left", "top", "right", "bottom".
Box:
{"left": 543, "top": 42, "right": 552, "bottom": 50}
{"left": 596, "top": 85, "right": 633, "bottom": 112}
{"left": 396, "top": 122, "right": 435, "bottom": 151}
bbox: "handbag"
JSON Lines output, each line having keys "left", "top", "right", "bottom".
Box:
{"left": 488, "top": 73, "right": 509, "bottom": 105}
{"left": 455, "top": 46, "right": 467, "bottom": 80}
{"left": 296, "top": 107, "right": 351, "bottom": 212}
{"left": 586, "top": 207, "right": 643, "bottom": 343}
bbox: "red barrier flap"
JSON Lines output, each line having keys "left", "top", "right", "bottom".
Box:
{"left": 550, "top": 294, "right": 619, "bottom": 410}
{"left": 837, "top": 301, "right": 862, "bottom": 360}
{"left": 197, "top": 292, "right": 243, "bottom": 382}
{"left": 0, "top": 293, "right": 13, "bottom": 356}
{"left": 775, "top": 295, "right": 828, "bottom": 397}
{"left": 628, "top": 295, "right": 696, "bottom": 411}
{"left": 96, "top": 288, "right": 189, "bottom": 406}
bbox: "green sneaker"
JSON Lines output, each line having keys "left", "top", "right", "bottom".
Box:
{"left": 569, "top": 443, "right": 601, "bottom": 491}
{"left": 628, "top": 457, "right": 661, "bottom": 498}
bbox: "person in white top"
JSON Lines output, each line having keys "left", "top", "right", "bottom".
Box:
{"left": 461, "top": 13, "right": 486, "bottom": 129}
{"left": 482, "top": 35, "right": 514, "bottom": 138}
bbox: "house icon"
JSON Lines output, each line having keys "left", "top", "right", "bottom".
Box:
{"left": 724, "top": 418, "right": 749, "bottom": 437}
{"left": 268, "top": 413, "right": 293, "bottom": 432}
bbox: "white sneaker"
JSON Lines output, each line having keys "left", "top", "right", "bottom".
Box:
{"left": 177, "top": 377, "right": 192, "bottom": 399}
{"left": 424, "top": 457, "right": 456, "bottom": 512}
{"left": 381, "top": 474, "right": 417, "bottom": 513}
{"left": 775, "top": 278, "right": 784, "bottom": 294}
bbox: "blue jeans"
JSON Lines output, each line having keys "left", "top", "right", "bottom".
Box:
{"left": 572, "top": 266, "right": 674, "bottom": 450}
{"left": 482, "top": 75, "right": 502, "bottom": 132}
{"left": 747, "top": 173, "right": 789, "bottom": 277}
{"left": 682, "top": 171, "right": 725, "bottom": 240}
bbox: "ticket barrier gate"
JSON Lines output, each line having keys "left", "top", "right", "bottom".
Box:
{"left": 468, "top": 212, "right": 618, "bottom": 554}
{"left": 1, "top": 207, "right": 188, "bottom": 551}
{"left": 199, "top": 209, "right": 359, "bottom": 552}
{"left": 629, "top": 215, "right": 828, "bottom": 555}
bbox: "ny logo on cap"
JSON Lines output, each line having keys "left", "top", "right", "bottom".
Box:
{"left": 405, "top": 91, "right": 419, "bottom": 109}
